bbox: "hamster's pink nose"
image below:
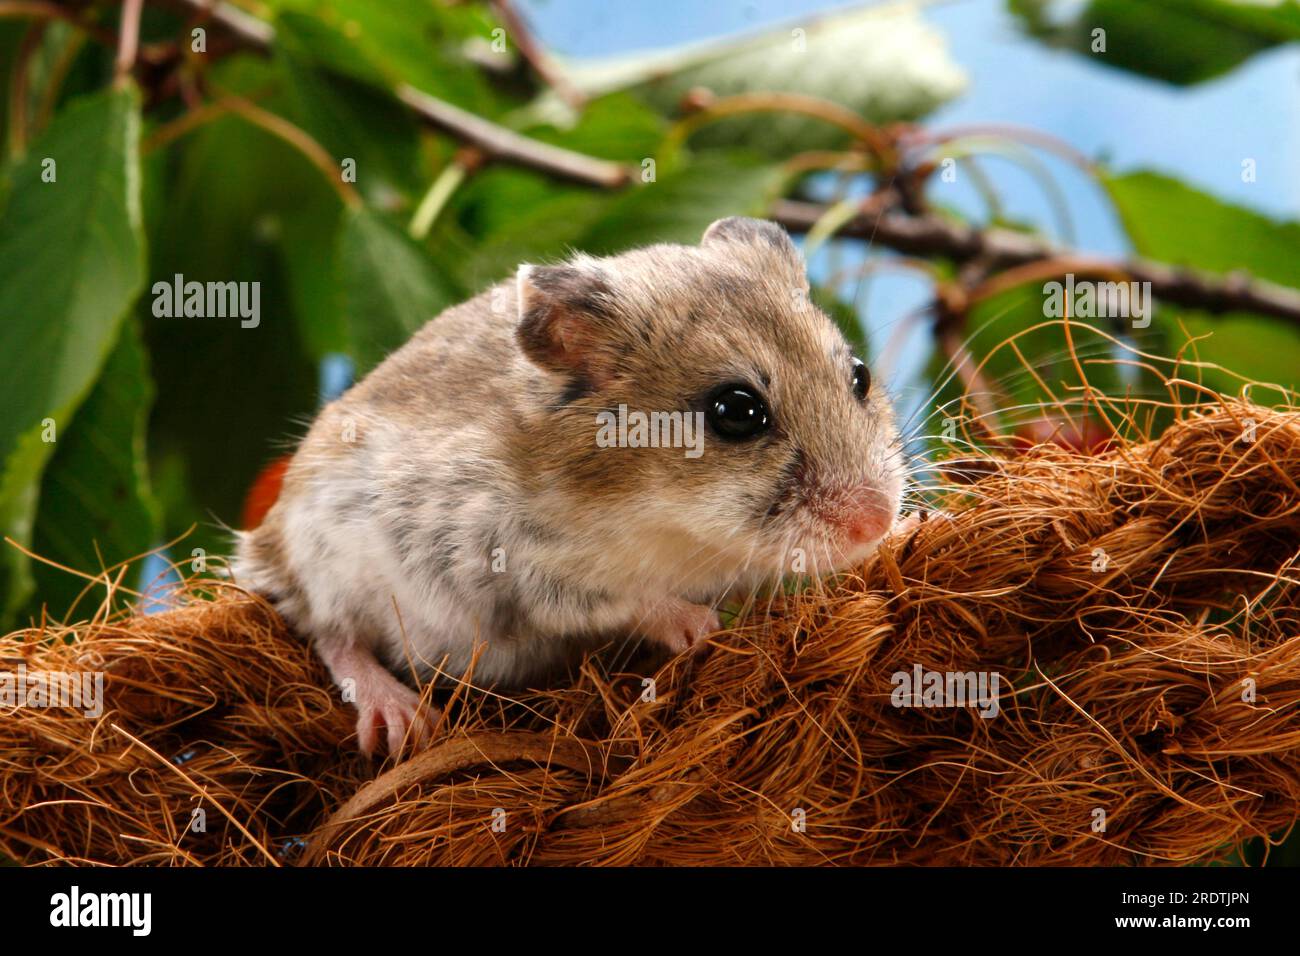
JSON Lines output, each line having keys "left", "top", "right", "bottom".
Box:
{"left": 833, "top": 488, "right": 894, "bottom": 545}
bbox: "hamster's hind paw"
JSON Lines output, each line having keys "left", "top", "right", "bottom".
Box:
{"left": 314, "top": 640, "right": 441, "bottom": 757}
{"left": 355, "top": 679, "right": 439, "bottom": 758}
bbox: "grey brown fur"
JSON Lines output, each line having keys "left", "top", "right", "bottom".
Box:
{"left": 234, "top": 217, "right": 905, "bottom": 755}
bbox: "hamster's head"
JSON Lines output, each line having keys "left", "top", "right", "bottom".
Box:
{"left": 515, "top": 216, "right": 905, "bottom": 588}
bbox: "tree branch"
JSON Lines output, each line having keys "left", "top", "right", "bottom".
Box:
{"left": 169, "top": 0, "right": 628, "bottom": 187}
{"left": 772, "top": 198, "right": 1300, "bottom": 326}
{"left": 0, "top": 0, "right": 118, "bottom": 47}
{"left": 393, "top": 85, "right": 626, "bottom": 187}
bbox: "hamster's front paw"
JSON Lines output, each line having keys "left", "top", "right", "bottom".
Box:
{"left": 637, "top": 599, "right": 721, "bottom": 656}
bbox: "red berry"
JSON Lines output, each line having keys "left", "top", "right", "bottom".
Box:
{"left": 241, "top": 455, "right": 292, "bottom": 529}
{"left": 1012, "top": 415, "right": 1113, "bottom": 454}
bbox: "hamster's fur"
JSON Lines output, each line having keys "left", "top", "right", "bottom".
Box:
{"left": 234, "top": 217, "right": 905, "bottom": 755}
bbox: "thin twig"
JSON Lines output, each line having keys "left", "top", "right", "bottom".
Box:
{"left": 0, "top": 0, "right": 117, "bottom": 46}
{"left": 219, "top": 92, "right": 361, "bottom": 208}
{"left": 489, "top": 0, "right": 585, "bottom": 109}
{"left": 772, "top": 198, "right": 1300, "bottom": 327}
{"left": 7, "top": 19, "right": 45, "bottom": 156}
{"left": 395, "top": 84, "right": 627, "bottom": 187}
{"left": 409, "top": 147, "right": 482, "bottom": 240}
{"left": 113, "top": 0, "right": 144, "bottom": 84}
{"left": 141, "top": 96, "right": 234, "bottom": 153}
{"left": 169, "top": 0, "right": 628, "bottom": 187}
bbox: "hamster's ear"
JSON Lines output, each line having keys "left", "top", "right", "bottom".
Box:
{"left": 515, "top": 263, "right": 621, "bottom": 385}
{"left": 702, "top": 216, "right": 803, "bottom": 274}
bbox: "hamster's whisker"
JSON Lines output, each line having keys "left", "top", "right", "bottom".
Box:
{"left": 757, "top": 527, "right": 797, "bottom": 626}
{"left": 892, "top": 306, "right": 1032, "bottom": 437}
{"left": 899, "top": 309, "right": 1156, "bottom": 436}
{"left": 902, "top": 397, "right": 1082, "bottom": 443}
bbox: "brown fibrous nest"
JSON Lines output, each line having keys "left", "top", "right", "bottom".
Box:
{"left": 3, "top": 399, "right": 1300, "bottom": 866}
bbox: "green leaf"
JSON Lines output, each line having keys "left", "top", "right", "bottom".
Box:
{"left": 519, "top": 92, "right": 667, "bottom": 164}
{"left": 452, "top": 167, "right": 615, "bottom": 283}
{"left": 1014, "top": 0, "right": 1300, "bottom": 85}
{"left": 0, "top": 85, "right": 145, "bottom": 623}
{"left": 29, "top": 319, "right": 160, "bottom": 622}
{"left": 271, "top": 43, "right": 434, "bottom": 359}
{"left": 151, "top": 59, "right": 330, "bottom": 277}
{"left": 1104, "top": 169, "right": 1300, "bottom": 397}
{"left": 276, "top": 45, "right": 427, "bottom": 206}
{"left": 579, "top": 154, "right": 785, "bottom": 254}
{"left": 557, "top": 3, "right": 965, "bottom": 155}
{"left": 276, "top": 9, "right": 391, "bottom": 89}
{"left": 278, "top": 195, "right": 348, "bottom": 358}
{"left": 274, "top": 0, "right": 504, "bottom": 116}
{"left": 1104, "top": 170, "right": 1300, "bottom": 285}
{"left": 339, "top": 206, "right": 459, "bottom": 372}
{"left": 144, "top": 275, "right": 317, "bottom": 562}
{"left": 455, "top": 166, "right": 583, "bottom": 238}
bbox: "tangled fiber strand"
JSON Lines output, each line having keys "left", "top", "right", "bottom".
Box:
{"left": 2, "top": 400, "right": 1300, "bottom": 866}
{"left": 0, "top": 595, "right": 363, "bottom": 865}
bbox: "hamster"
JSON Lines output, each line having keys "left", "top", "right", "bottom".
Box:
{"left": 233, "top": 217, "right": 905, "bottom": 756}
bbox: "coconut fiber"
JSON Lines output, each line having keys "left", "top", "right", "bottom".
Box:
{"left": 3, "top": 400, "right": 1300, "bottom": 866}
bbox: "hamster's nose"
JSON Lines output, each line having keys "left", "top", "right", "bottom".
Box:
{"left": 835, "top": 486, "right": 895, "bottom": 545}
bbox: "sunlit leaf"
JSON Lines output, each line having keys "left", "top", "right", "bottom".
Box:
{"left": 338, "top": 206, "right": 460, "bottom": 372}
{"left": 0, "top": 86, "right": 144, "bottom": 623}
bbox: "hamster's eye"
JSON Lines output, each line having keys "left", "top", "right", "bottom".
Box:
{"left": 851, "top": 357, "right": 870, "bottom": 402}
{"left": 708, "top": 384, "right": 770, "bottom": 441}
